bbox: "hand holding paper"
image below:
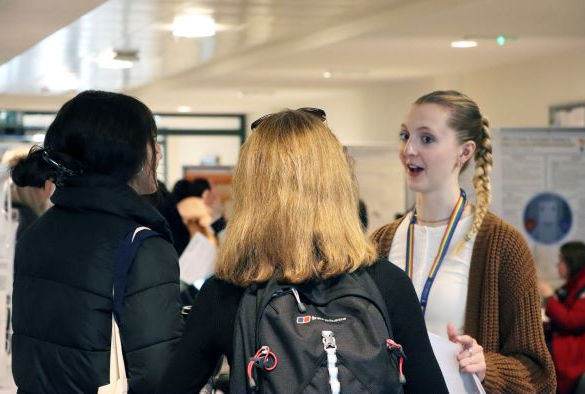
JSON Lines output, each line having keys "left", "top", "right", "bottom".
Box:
{"left": 447, "top": 323, "right": 486, "bottom": 383}
{"left": 428, "top": 331, "right": 486, "bottom": 393}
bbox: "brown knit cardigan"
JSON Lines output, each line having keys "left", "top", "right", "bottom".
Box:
{"left": 371, "top": 211, "right": 556, "bottom": 393}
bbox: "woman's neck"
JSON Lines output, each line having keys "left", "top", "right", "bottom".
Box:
{"left": 415, "top": 185, "right": 462, "bottom": 223}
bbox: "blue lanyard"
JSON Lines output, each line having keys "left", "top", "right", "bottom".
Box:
{"left": 405, "top": 189, "right": 467, "bottom": 315}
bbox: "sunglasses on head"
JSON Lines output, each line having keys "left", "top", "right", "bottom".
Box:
{"left": 250, "top": 107, "right": 327, "bottom": 130}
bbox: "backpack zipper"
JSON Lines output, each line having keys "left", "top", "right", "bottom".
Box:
{"left": 271, "top": 287, "right": 307, "bottom": 313}
{"left": 386, "top": 339, "right": 407, "bottom": 384}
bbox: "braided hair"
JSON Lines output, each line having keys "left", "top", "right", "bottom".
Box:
{"left": 415, "top": 90, "right": 493, "bottom": 240}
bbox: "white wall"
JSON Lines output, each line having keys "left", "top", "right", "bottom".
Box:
{"left": 165, "top": 135, "right": 240, "bottom": 188}
{"left": 438, "top": 49, "right": 585, "bottom": 128}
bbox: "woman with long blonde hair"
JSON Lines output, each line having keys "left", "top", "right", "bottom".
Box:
{"left": 159, "top": 108, "right": 447, "bottom": 393}
{"left": 372, "top": 90, "right": 556, "bottom": 392}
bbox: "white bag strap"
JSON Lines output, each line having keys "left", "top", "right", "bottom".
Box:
{"left": 132, "top": 226, "right": 150, "bottom": 242}
{"left": 109, "top": 316, "right": 127, "bottom": 381}
{"left": 99, "top": 226, "right": 152, "bottom": 392}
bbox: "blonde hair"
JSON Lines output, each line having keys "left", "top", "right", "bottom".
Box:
{"left": 415, "top": 90, "right": 493, "bottom": 240}
{"left": 215, "top": 109, "right": 376, "bottom": 286}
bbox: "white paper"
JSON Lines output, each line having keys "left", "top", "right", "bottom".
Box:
{"left": 178, "top": 233, "right": 217, "bottom": 284}
{"left": 428, "top": 332, "right": 486, "bottom": 394}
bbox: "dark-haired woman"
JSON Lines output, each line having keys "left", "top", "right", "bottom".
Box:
{"left": 541, "top": 241, "right": 585, "bottom": 394}
{"left": 11, "top": 90, "right": 183, "bottom": 393}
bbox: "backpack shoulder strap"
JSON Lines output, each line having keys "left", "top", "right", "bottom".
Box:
{"left": 231, "top": 283, "right": 259, "bottom": 393}
{"left": 113, "top": 225, "right": 159, "bottom": 324}
{"left": 231, "top": 278, "right": 284, "bottom": 393}
{"left": 351, "top": 268, "right": 395, "bottom": 339}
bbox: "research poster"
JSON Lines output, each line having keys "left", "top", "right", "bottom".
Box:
{"left": 492, "top": 128, "right": 585, "bottom": 284}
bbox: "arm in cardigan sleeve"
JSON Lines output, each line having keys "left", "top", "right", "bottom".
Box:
{"left": 546, "top": 297, "right": 585, "bottom": 333}
{"left": 482, "top": 226, "right": 556, "bottom": 394}
{"left": 370, "top": 221, "right": 401, "bottom": 258}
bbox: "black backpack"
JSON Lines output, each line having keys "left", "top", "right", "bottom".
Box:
{"left": 230, "top": 269, "right": 406, "bottom": 394}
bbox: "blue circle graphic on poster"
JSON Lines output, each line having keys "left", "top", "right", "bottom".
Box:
{"left": 523, "top": 192, "right": 572, "bottom": 245}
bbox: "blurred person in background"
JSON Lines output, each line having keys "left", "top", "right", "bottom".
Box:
{"left": 177, "top": 193, "right": 217, "bottom": 245}
{"left": 10, "top": 176, "right": 53, "bottom": 240}
{"left": 10, "top": 90, "right": 183, "bottom": 393}
{"left": 540, "top": 241, "right": 585, "bottom": 394}
{"left": 171, "top": 178, "right": 224, "bottom": 306}
{"left": 173, "top": 177, "right": 226, "bottom": 236}
{"left": 2, "top": 148, "right": 54, "bottom": 239}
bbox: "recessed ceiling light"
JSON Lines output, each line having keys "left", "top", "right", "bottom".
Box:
{"left": 172, "top": 14, "right": 216, "bottom": 38}
{"left": 177, "top": 105, "right": 192, "bottom": 113}
{"left": 450, "top": 40, "right": 478, "bottom": 48}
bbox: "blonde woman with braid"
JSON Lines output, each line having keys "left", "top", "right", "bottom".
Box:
{"left": 372, "top": 90, "right": 556, "bottom": 393}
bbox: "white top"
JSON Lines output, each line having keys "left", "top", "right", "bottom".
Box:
{"left": 389, "top": 212, "right": 476, "bottom": 339}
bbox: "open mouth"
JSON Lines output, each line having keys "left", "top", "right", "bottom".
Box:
{"left": 406, "top": 164, "right": 424, "bottom": 176}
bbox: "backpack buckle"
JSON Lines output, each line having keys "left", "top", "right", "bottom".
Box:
{"left": 322, "top": 330, "right": 337, "bottom": 351}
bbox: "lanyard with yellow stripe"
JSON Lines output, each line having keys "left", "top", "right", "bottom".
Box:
{"left": 405, "top": 189, "right": 466, "bottom": 315}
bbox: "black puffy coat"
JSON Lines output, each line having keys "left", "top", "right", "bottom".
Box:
{"left": 12, "top": 175, "right": 184, "bottom": 393}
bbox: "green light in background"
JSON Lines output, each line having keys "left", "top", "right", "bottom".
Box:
{"left": 496, "top": 35, "right": 506, "bottom": 46}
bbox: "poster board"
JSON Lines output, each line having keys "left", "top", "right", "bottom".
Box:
{"left": 491, "top": 127, "right": 585, "bottom": 285}
{"left": 344, "top": 145, "right": 404, "bottom": 232}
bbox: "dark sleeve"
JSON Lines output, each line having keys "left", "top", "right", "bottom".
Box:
{"left": 158, "top": 277, "right": 243, "bottom": 393}
{"left": 211, "top": 216, "right": 227, "bottom": 235}
{"left": 120, "top": 237, "right": 185, "bottom": 393}
{"left": 368, "top": 260, "right": 448, "bottom": 394}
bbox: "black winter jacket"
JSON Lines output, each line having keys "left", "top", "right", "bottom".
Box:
{"left": 12, "top": 175, "right": 184, "bottom": 393}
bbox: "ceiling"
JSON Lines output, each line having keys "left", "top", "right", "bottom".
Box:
{"left": 0, "top": 0, "right": 584, "bottom": 96}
